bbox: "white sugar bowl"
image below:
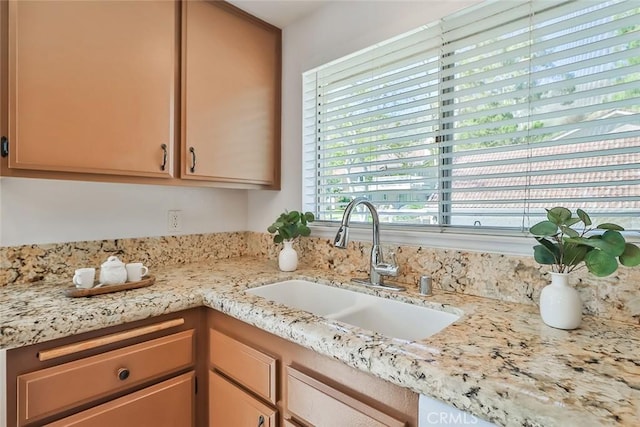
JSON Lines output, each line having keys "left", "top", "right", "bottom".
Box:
{"left": 99, "top": 256, "right": 127, "bottom": 285}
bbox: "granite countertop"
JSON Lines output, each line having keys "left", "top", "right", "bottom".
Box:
{"left": 1, "top": 257, "right": 638, "bottom": 426}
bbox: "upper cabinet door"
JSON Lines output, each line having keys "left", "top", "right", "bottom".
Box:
{"left": 182, "top": 1, "right": 281, "bottom": 188}
{"left": 8, "top": 0, "right": 176, "bottom": 177}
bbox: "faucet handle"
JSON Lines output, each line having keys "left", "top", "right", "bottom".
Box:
{"left": 389, "top": 251, "right": 398, "bottom": 266}
{"left": 374, "top": 252, "right": 399, "bottom": 277}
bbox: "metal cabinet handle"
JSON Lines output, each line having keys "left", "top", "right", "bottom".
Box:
{"left": 189, "top": 147, "right": 196, "bottom": 173}
{"left": 117, "top": 368, "right": 130, "bottom": 381}
{"left": 160, "top": 144, "right": 168, "bottom": 171}
{"left": 257, "top": 415, "right": 265, "bottom": 427}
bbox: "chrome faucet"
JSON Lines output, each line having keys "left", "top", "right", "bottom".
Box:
{"left": 334, "top": 197, "right": 405, "bottom": 291}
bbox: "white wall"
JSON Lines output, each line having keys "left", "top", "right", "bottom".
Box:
{"left": 0, "top": 178, "right": 247, "bottom": 246}
{"left": 247, "top": 0, "right": 482, "bottom": 232}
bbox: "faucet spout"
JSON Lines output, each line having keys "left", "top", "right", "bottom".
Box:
{"left": 333, "top": 197, "right": 403, "bottom": 291}
{"left": 337, "top": 197, "right": 380, "bottom": 245}
{"left": 334, "top": 224, "right": 349, "bottom": 248}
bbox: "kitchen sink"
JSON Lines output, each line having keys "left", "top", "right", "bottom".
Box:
{"left": 246, "top": 280, "right": 460, "bottom": 341}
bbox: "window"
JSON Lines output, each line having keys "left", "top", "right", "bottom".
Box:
{"left": 303, "top": 0, "right": 640, "bottom": 233}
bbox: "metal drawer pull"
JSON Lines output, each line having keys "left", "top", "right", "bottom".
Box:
{"left": 37, "top": 318, "right": 185, "bottom": 362}
{"left": 257, "top": 415, "right": 265, "bottom": 427}
{"left": 189, "top": 147, "right": 196, "bottom": 173}
{"left": 160, "top": 143, "right": 168, "bottom": 171}
{"left": 117, "top": 368, "right": 130, "bottom": 381}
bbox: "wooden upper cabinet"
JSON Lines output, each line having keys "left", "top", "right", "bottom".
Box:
{"left": 7, "top": 0, "right": 177, "bottom": 177}
{"left": 182, "top": 0, "right": 281, "bottom": 188}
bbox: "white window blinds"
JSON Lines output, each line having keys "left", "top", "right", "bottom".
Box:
{"left": 303, "top": 0, "right": 640, "bottom": 231}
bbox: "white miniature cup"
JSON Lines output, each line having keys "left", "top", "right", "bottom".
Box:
{"left": 125, "top": 263, "right": 149, "bottom": 282}
{"left": 73, "top": 268, "right": 96, "bottom": 289}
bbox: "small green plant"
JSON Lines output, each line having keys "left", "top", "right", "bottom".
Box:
{"left": 267, "top": 210, "right": 315, "bottom": 244}
{"left": 530, "top": 207, "right": 640, "bottom": 277}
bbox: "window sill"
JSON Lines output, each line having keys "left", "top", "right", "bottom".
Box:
{"left": 310, "top": 223, "right": 534, "bottom": 256}
{"left": 310, "top": 223, "right": 640, "bottom": 257}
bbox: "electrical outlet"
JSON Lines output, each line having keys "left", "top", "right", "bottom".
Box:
{"left": 167, "top": 210, "right": 182, "bottom": 232}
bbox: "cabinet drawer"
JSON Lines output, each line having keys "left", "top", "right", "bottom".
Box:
{"left": 45, "top": 371, "right": 195, "bottom": 427}
{"left": 209, "top": 329, "right": 276, "bottom": 404}
{"left": 287, "top": 367, "right": 405, "bottom": 427}
{"left": 18, "top": 330, "right": 194, "bottom": 425}
{"left": 209, "top": 371, "right": 276, "bottom": 427}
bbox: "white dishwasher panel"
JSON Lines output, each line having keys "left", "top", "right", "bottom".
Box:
{"left": 419, "top": 394, "right": 496, "bottom": 427}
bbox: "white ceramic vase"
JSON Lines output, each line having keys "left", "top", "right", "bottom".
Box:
{"left": 278, "top": 240, "right": 298, "bottom": 272}
{"left": 539, "top": 272, "right": 582, "bottom": 330}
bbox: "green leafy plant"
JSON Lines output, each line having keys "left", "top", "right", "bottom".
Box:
{"left": 530, "top": 207, "right": 640, "bottom": 277}
{"left": 267, "top": 210, "right": 315, "bottom": 244}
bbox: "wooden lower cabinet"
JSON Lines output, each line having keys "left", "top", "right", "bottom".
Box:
{"left": 287, "top": 367, "right": 405, "bottom": 427}
{"left": 208, "top": 310, "right": 418, "bottom": 427}
{"left": 17, "top": 330, "right": 194, "bottom": 425}
{"left": 209, "top": 329, "right": 276, "bottom": 405}
{"left": 45, "top": 372, "right": 195, "bottom": 427}
{"left": 6, "top": 309, "right": 207, "bottom": 427}
{"left": 209, "top": 372, "right": 277, "bottom": 427}
{"left": 6, "top": 308, "right": 415, "bottom": 427}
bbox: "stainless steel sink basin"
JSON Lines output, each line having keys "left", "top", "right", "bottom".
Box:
{"left": 246, "top": 280, "right": 460, "bottom": 341}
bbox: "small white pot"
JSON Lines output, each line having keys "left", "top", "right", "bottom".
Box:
{"left": 539, "top": 272, "right": 582, "bottom": 330}
{"left": 278, "top": 240, "right": 298, "bottom": 272}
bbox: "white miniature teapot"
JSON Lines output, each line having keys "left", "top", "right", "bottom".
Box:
{"left": 99, "top": 256, "right": 127, "bottom": 285}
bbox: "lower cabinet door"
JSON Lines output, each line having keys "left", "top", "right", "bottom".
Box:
{"left": 287, "top": 367, "right": 405, "bottom": 427}
{"left": 45, "top": 372, "right": 195, "bottom": 427}
{"left": 18, "top": 330, "right": 194, "bottom": 426}
{"left": 209, "top": 371, "right": 277, "bottom": 427}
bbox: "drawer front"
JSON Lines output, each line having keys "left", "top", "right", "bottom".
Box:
{"left": 287, "top": 367, "right": 405, "bottom": 427}
{"left": 18, "top": 330, "right": 194, "bottom": 425}
{"left": 45, "top": 371, "right": 195, "bottom": 427}
{"left": 209, "top": 371, "right": 277, "bottom": 427}
{"left": 209, "top": 329, "right": 276, "bottom": 404}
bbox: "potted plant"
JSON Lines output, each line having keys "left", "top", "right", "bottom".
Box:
{"left": 530, "top": 207, "right": 640, "bottom": 329}
{"left": 267, "top": 210, "right": 315, "bottom": 271}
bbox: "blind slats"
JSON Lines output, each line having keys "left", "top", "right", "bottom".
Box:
{"left": 443, "top": 95, "right": 639, "bottom": 138}
{"left": 303, "top": 0, "right": 640, "bottom": 230}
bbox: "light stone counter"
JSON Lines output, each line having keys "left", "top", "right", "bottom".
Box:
{"left": 1, "top": 257, "right": 638, "bottom": 426}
